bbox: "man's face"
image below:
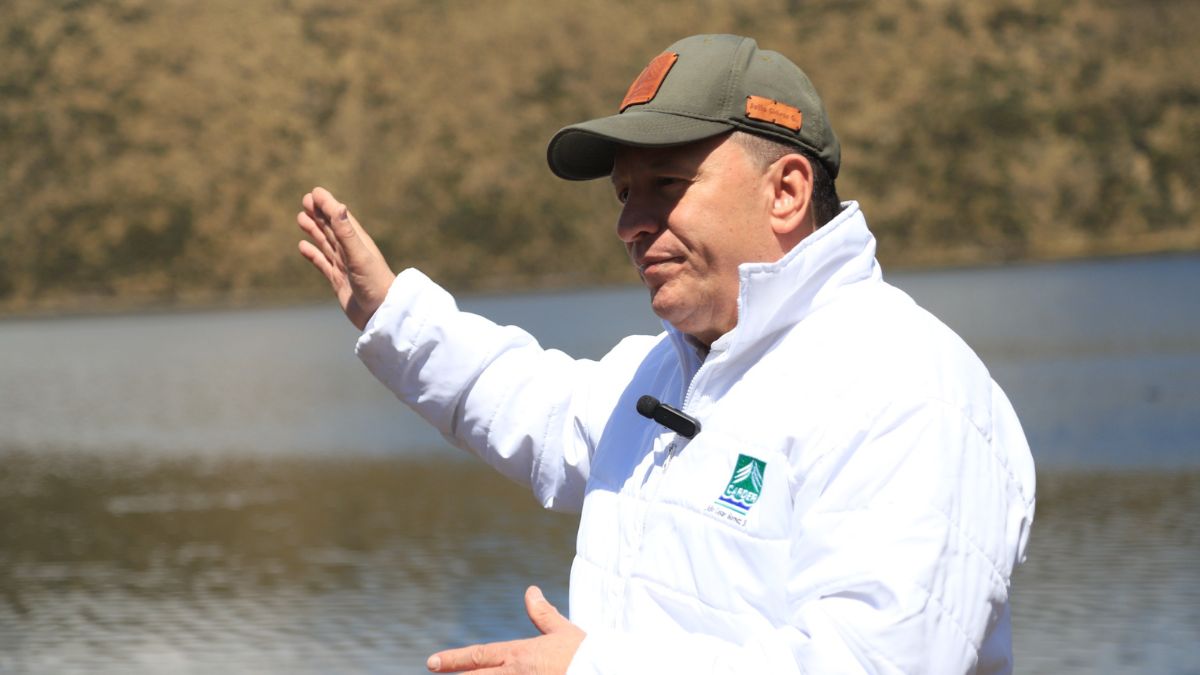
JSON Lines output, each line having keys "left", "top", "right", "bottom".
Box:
{"left": 611, "top": 134, "right": 784, "bottom": 345}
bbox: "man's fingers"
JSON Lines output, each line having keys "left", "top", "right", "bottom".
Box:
{"left": 342, "top": 205, "right": 387, "bottom": 259}
{"left": 308, "top": 187, "right": 385, "bottom": 265}
{"left": 301, "top": 191, "right": 317, "bottom": 221}
{"left": 525, "top": 586, "right": 568, "bottom": 635}
{"left": 297, "top": 211, "right": 342, "bottom": 268}
{"left": 427, "top": 640, "right": 512, "bottom": 672}
{"left": 306, "top": 188, "right": 382, "bottom": 259}
{"left": 311, "top": 188, "right": 370, "bottom": 261}
{"left": 301, "top": 192, "right": 347, "bottom": 263}
{"left": 300, "top": 187, "right": 396, "bottom": 330}
{"left": 298, "top": 240, "right": 342, "bottom": 287}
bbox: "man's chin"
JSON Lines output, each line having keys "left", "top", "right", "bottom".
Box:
{"left": 649, "top": 296, "right": 689, "bottom": 330}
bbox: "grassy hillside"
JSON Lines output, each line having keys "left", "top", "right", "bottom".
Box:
{"left": 2, "top": 0, "right": 1197, "bottom": 313}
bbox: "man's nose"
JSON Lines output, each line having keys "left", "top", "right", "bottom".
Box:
{"left": 616, "top": 202, "right": 662, "bottom": 243}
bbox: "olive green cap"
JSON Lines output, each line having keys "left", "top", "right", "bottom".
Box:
{"left": 547, "top": 34, "right": 840, "bottom": 181}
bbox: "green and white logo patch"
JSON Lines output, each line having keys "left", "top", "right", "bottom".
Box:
{"left": 715, "top": 453, "right": 767, "bottom": 516}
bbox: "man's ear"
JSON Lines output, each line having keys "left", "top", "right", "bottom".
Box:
{"left": 768, "top": 154, "right": 815, "bottom": 238}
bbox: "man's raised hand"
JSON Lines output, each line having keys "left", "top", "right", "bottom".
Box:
{"left": 297, "top": 187, "right": 396, "bottom": 330}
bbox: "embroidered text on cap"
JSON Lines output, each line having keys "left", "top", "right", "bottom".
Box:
{"left": 745, "top": 95, "right": 803, "bottom": 132}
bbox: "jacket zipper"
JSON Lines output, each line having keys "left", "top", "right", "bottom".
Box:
{"left": 625, "top": 342, "right": 716, "bottom": 610}
{"left": 661, "top": 346, "right": 718, "bottom": 472}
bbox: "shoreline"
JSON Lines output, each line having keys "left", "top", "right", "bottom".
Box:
{"left": 2, "top": 247, "right": 1197, "bottom": 323}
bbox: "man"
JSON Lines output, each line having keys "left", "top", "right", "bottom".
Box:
{"left": 297, "top": 34, "right": 1036, "bottom": 674}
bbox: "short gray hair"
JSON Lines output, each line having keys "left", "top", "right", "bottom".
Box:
{"left": 729, "top": 131, "right": 842, "bottom": 227}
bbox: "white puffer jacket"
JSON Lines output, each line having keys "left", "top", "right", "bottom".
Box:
{"left": 356, "top": 202, "right": 1036, "bottom": 674}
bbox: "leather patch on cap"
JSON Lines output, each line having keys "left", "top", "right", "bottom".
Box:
{"left": 620, "top": 51, "right": 678, "bottom": 112}
{"left": 745, "top": 95, "right": 803, "bottom": 131}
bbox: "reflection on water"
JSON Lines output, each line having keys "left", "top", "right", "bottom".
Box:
{"left": 0, "top": 288, "right": 666, "bottom": 459}
{"left": 0, "top": 452, "right": 577, "bottom": 673}
{"left": 1, "top": 451, "right": 1196, "bottom": 673}
{"left": 1013, "top": 471, "right": 1200, "bottom": 673}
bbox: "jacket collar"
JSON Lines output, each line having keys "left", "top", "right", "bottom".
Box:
{"left": 668, "top": 201, "right": 880, "bottom": 360}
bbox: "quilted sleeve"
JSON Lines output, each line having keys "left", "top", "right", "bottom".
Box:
{"left": 355, "top": 268, "right": 656, "bottom": 513}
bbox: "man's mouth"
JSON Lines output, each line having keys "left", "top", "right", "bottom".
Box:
{"left": 637, "top": 255, "right": 682, "bottom": 276}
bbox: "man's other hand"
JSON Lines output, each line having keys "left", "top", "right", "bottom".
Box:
{"left": 297, "top": 187, "right": 396, "bottom": 330}
{"left": 427, "top": 586, "right": 584, "bottom": 675}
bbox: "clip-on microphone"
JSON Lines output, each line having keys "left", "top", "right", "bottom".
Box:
{"left": 636, "top": 395, "right": 702, "bottom": 439}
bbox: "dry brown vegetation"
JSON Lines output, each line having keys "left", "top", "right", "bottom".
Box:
{"left": 2, "top": 0, "right": 1197, "bottom": 313}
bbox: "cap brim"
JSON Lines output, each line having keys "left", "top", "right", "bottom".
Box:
{"left": 547, "top": 111, "right": 732, "bottom": 181}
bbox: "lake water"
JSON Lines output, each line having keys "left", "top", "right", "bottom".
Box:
{"left": 1, "top": 254, "right": 1198, "bottom": 673}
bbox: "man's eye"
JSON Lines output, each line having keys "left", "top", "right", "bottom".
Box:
{"left": 616, "top": 188, "right": 629, "bottom": 204}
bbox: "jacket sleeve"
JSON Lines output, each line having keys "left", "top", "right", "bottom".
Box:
{"left": 355, "top": 269, "right": 653, "bottom": 513}
{"left": 567, "top": 393, "right": 1034, "bottom": 674}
